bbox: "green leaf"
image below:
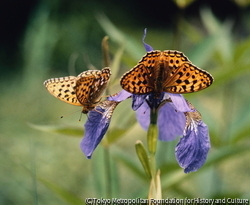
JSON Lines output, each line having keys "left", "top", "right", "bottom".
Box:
{"left": 38, "top": 177, "right": 83, "bottom": 205}
{"left": 102, "top": 36, "right": 111, "bottom": 67}
{"left": 135, "top": 141, "right": 152, "bottom": 178}
{"left": 234, "top": 38, "right": 250, "bottom": 63}
{"left": 231, "top": 121, "right": 250, "bottom": 144}
{"left": 187, "top": 34, "right": 218, "bottom": 68}
{"left": 200, "top": 8, "right": 221, "bottom": 34}
{"left": 161, "top": 170, "right": 187, "bottom": 191}
{"left": 110, "top": 44, "right": 125, "bottom": 82}
{"left": 107, "top": 128, "right": 129, "bottom": 144}
{"left": 28, "top": 123, "right": 83, "bottom": 137}
{"left": 205, "top": 145, "right": 250, "bottom": 167}
{"left": 148, "top": 170, "right": 162, "bottom": 199}
{"left": 173, "top": 0, "right": 196, "bottom": 9}
{"left": 96, "top": 14, "right": 144, "bottom": 61}
{"left": 212, "top": 63, "right": 250, "bottom": 88}
{"left": 113, "top": 147, "right": 147, "bottom": 181}
{"left": 160, "top": 145, "right": 250, "bottom": 191}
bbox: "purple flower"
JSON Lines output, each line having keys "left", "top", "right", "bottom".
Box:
{"left": 176, "top": 121, "right": 210, "bottom": 173}
{"left": 80, "top": 91, "right": 129, "bottom": 158}
{"left": 175, "top": 101, "right": 210, "bottom": 173}
{"left": 133, "top": 28, "right": 211, "bottom": 173}
{"left": 80, "top": 29, "right": 211, "bottom": 173}
{"left": 80, "top": 100, "right": 120, "bottom": 158}
{"left": 133, "top": 91, "right": 210, "bottom": 173}
{"left": 135, "top": 93, "right": 189, "bottom": 141}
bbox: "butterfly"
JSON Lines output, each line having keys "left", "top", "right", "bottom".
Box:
{"left": 44, "top": 67, "right": 111, "bottom": 114}
{"left": 120, "top": 50, "right": 213, "bottom": 94}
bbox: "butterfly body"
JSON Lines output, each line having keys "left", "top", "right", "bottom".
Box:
{"left": 44, "top": 67, "right": 111, "bottom": 114}
{"left": 120, "top": 50, "right": 213, "bottom": 95}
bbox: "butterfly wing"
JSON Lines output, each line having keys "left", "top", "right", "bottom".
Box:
{"left": 120, "top": 51, "right": 166, "bottom": 94}
{"left": 162, "top": 50, "right": 191, "bottom": 66}
{"left": 120, "top": 63, "right": 155, "bottom": 94}
{"left": 163, "top": 62, "right": 214, "bottom": 93}
{"left": 75, "top": 67, "right": 111, "bottom": 110}
{"left": 161, "top": 50, "right": 213, "bottom": 93}
{"left": 43, "top": 76, "right": 82, "bottom": 106}
{"left": 123, "top": 50, "right": 214, "bottom": 95}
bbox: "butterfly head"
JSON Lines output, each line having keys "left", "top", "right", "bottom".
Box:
{"left": 81, "top": 109, "right": 89, "bottom": 114}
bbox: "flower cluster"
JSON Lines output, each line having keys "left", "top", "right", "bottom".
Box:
{"left": 80, "top": 30, "right": 211, "bottom": 173}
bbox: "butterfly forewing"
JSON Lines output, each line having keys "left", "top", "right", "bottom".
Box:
{"left": 120, "top": 64, "right": 154, "bottom": 94}
{"left": 120, "top": 50, "right": 213, "bottom": 94}
{"left": 44, "top": 76, "right": 82, "bottom": 106}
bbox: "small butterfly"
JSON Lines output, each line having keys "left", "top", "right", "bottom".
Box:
{"left": 120, "top": 50, "right": 213, "bottom": 94}
{"left": 44, "top": 67, "right": 111, "bottom": 114}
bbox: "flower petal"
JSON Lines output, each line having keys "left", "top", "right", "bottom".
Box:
{"left": 158, "top": 102, "right": 186, "bottom": 141}
{"left": 136, "top": 100, "right": 186, "bottom": 142}
{"left": 168, "top": 93, "right": 193, "bottom": 112}
{"left": 80, "top": 100, "right": 119, "bottom": 158}
{"left": 142, "top": 28, "right": 154, "bottom": 52}
{"left": 108, "top": 89, "right": 132, "bottom": 102}
{"left": 136, "top": 100, "right": 150, "bottom": 130}
{"left": 135, "top": 93, "right": 165, "bottom": 129}
{"left": 145, "top": 93, "right": 164, "bottom": 110}
{"left": 175, "top": 121, "right": 210, "bottom": 173}
{"left": 132, "top": 94, "right": 147, "bottom": 111}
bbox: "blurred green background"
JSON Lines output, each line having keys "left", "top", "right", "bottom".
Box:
{"left": 1, "top": 0, "right": 250, "bottom": 204}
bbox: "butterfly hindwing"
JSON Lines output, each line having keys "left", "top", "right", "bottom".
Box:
{"left": 120, "top": 63, "right": 154, "bottom": 94}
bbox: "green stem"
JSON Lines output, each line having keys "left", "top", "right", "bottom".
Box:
{"left": 104, "top": 146, "right": 112, "bottom": 198}
{"left": 135, "top": 106, "right": 162, "bottom": 198}
{"left": 102, "top": 36, "right": 110, "bottom": 68}
{"left": 101, "top": 36, "right": 113, "bottom": 198}
{"left": 147, "top": 108, "right": 158, "bottom": 156}
{"left": 29, "top": 137, "right": 38, "bottom": 205}
{"left": 147, "top": 107, "right": 162, "bottom": 198}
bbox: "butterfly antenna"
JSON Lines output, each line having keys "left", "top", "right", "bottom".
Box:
{"left": 60, "top": 109, "right": 81, "bottom": 119}
{"left": 78, "top": 112, "right": 83, "bottom": 122}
